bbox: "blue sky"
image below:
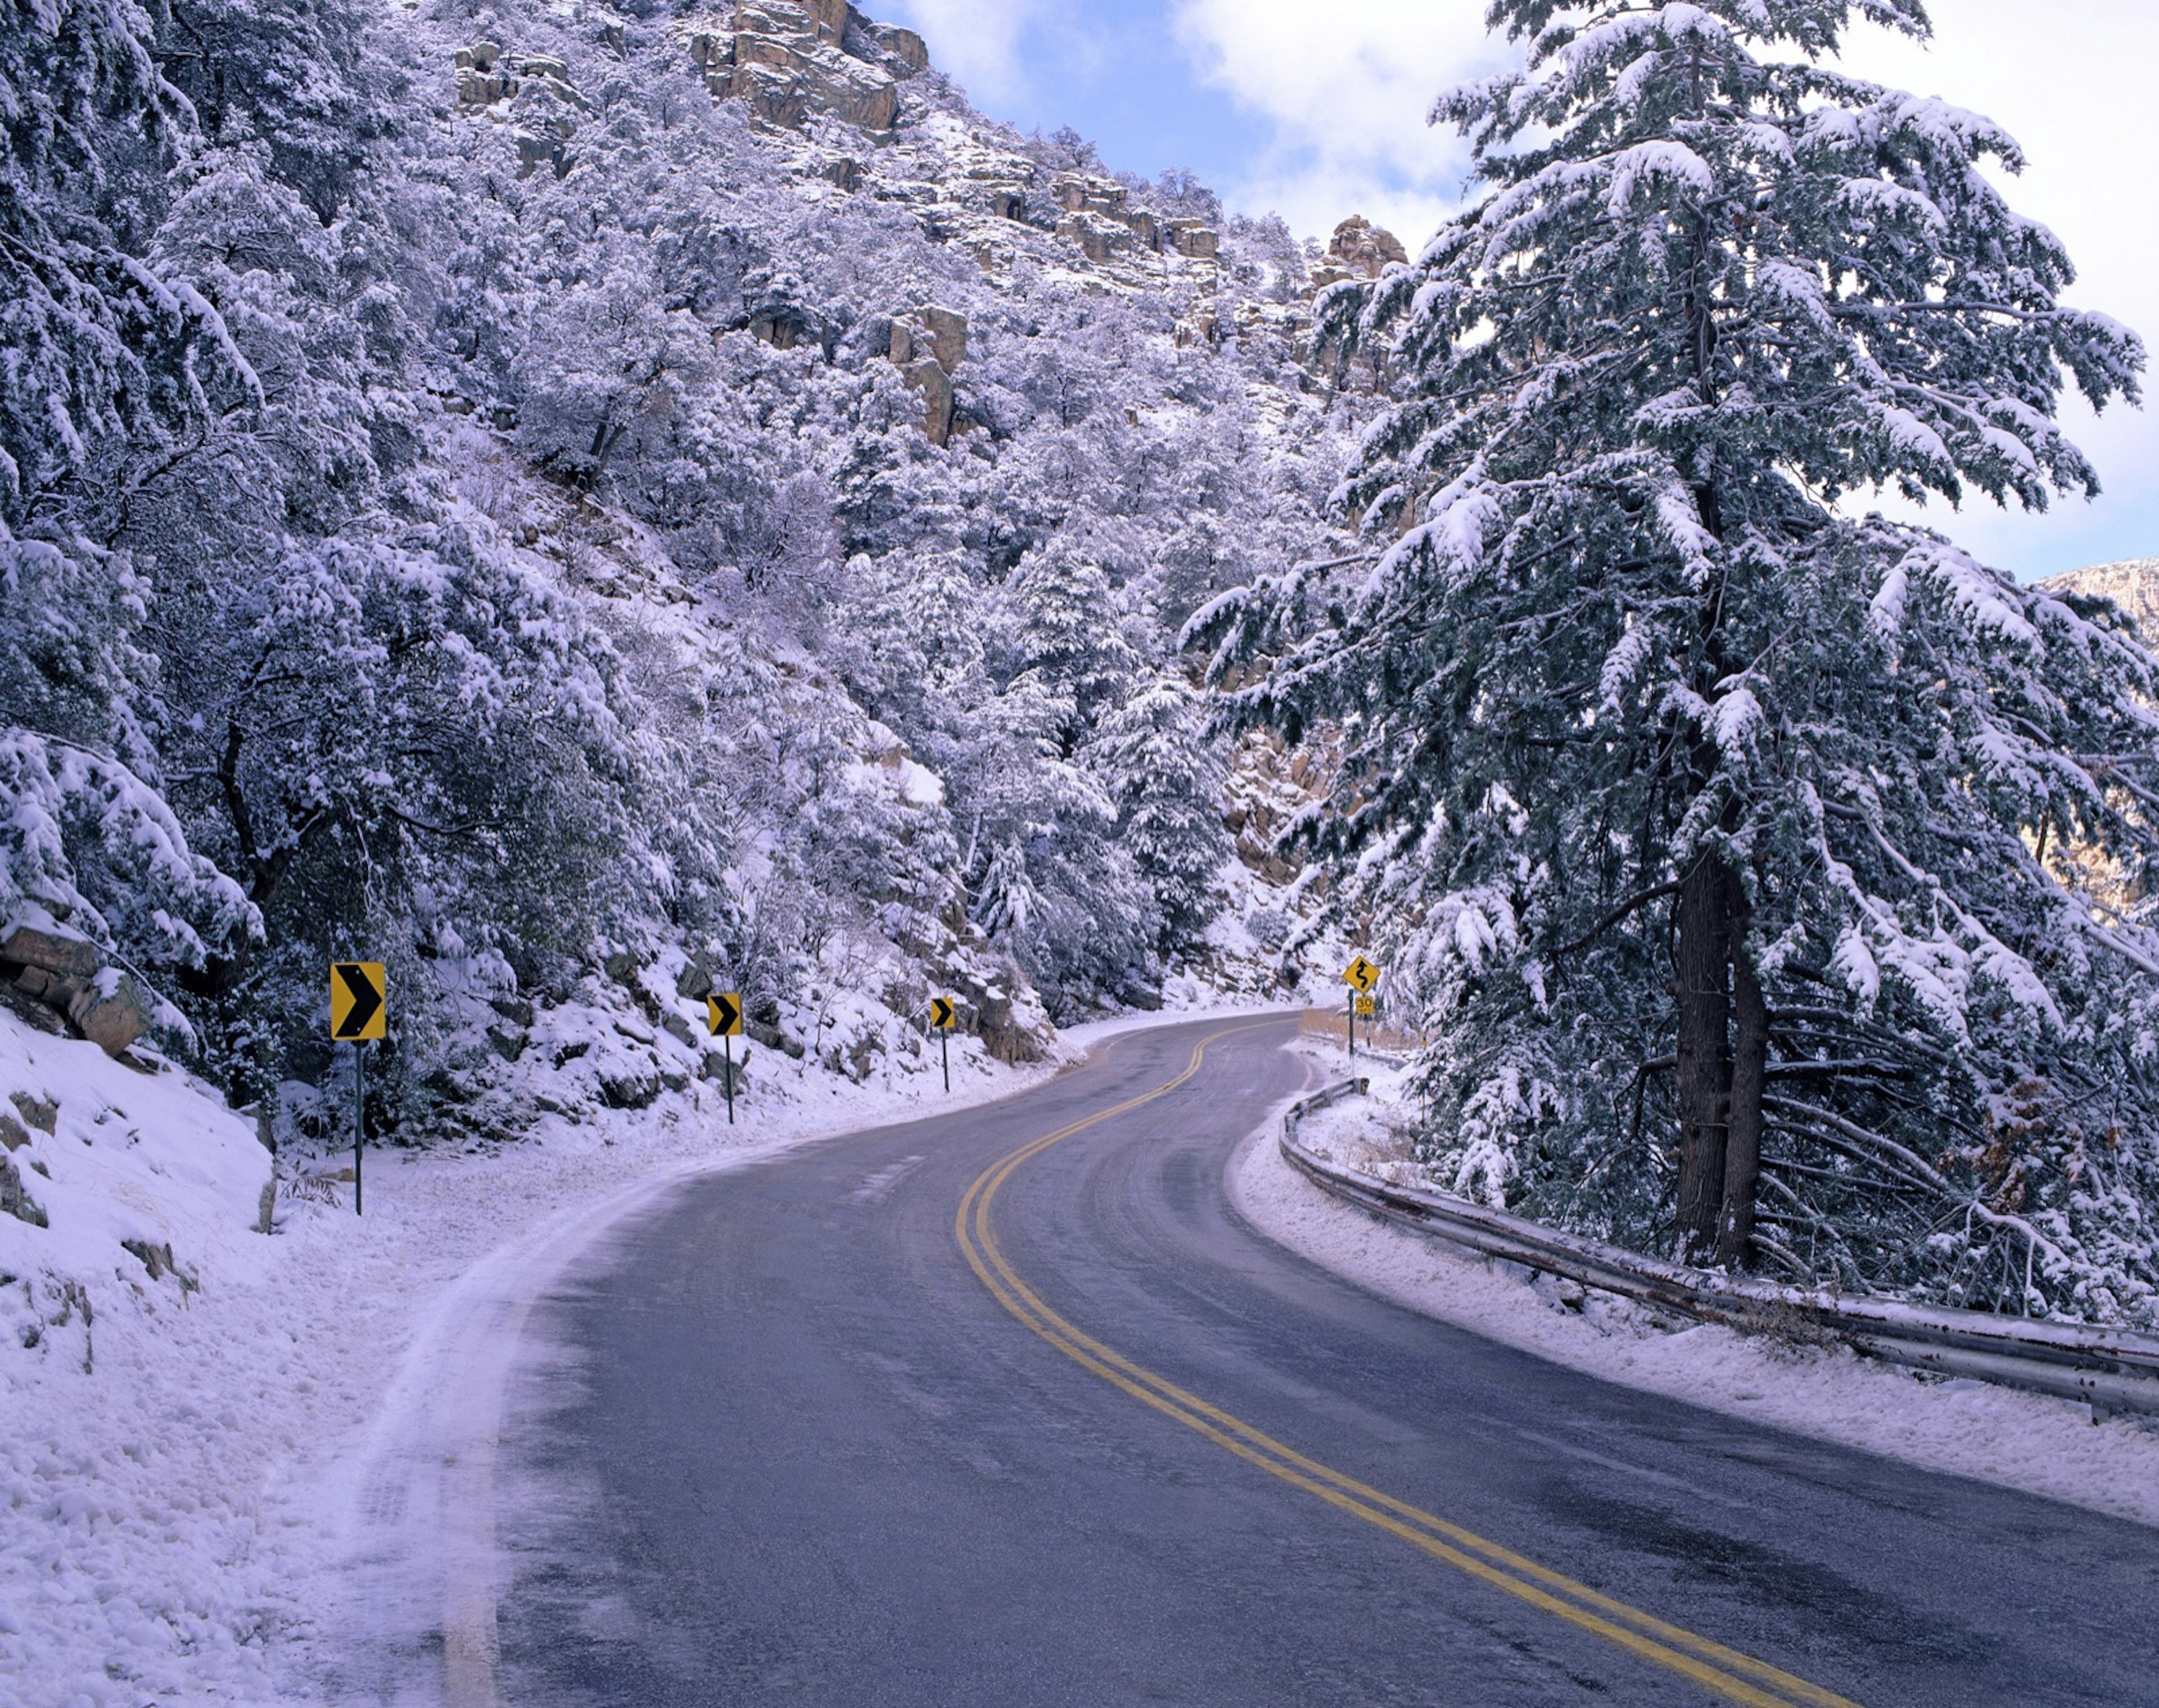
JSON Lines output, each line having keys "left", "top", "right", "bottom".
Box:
{"left": 884, "top": 1, "right": 2157, "bottom": 581}
{"left": 891, "top": 0, "right": 1269, "bottom": 194}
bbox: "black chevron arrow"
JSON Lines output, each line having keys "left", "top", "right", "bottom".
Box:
{"left": 708, "top": 993, "right": 742, "bottom": 1036}
{"left": 931, "top": 997, "right": 954, "bottom": 1028}
{"left": 334, "top": 963, "right": 383, "bottom": 1039}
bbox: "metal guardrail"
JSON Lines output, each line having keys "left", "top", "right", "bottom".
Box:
{"left": 1282, "top": 1082, "right": 2159, "bottom": 1419}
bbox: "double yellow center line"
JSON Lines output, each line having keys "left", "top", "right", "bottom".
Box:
{"left": 955, "top": 1024, "right": 1862, "bottom": 1708}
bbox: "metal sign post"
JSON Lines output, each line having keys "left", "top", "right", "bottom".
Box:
{"left": 353, "top": 1042, "right": 365, "bottom": 1216}
{"left": 331, "top": 961, "right": 387, "bottom": 1217}
{"left": 1340, "top": 956, "right": 1380, "bottom": 1064}
{"left": 708, "top": 992, "right": 744, "bottom": 1124}
{"left": 930, "top": 996, "right": 957, "bottom": 1091}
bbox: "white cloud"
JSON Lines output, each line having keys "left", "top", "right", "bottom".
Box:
{"left": 1172, "top": 0, "right": 1500, "bottom": 248}
{"left": 1173, "top": 0, "right": 2155, "bottom": 574}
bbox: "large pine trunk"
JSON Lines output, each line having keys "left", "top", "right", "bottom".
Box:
{"left": 1718, "top": 883, "right": 1767, "bottom": 1270}
{"left": 1672, "top": 851, "right": 1733, "bottom": 1262}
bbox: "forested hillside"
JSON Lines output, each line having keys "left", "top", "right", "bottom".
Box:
{"left": 0, "top": 0, "right": 1378, "bottom": 1145}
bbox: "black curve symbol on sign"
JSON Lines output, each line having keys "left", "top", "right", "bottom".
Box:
{"left": 334, "top": 964, "right": 383, "bottom": 1040}
{"left": 709, "top": 994, "right": 742, "bottom": 1036}
{"left": 931, "top": 998, "right": 955, "bottom": 1029}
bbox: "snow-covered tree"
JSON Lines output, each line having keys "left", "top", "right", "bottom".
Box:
{"left": 1210, "top": 0, "right": 2158, "bottom": 1320}
{"left": 1092, "top": 676, "right": 1228, "bottom": 950}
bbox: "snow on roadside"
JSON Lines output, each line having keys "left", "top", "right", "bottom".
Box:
{"left": 1230, "top": 1041, "right": 2159, "bottom": 1531}
{"left": 0, "top": 1007, "right": 1080, "bottom": 1708}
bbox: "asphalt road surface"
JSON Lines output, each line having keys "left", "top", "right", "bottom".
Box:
{"left": 491, "top": 1015, "right": 2158, "bottom": 1706}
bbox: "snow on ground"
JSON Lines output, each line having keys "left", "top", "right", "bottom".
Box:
{"left": 1231, "top": 1037, "right": 2159, "bottom": 1531}
{"left": 0, "top": 1007, "right": 1088, "bottom": 1708}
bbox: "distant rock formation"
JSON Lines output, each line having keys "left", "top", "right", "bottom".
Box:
{"left": 453, "top": 39, "right": 589, "bottom": 176}
{"left": 687, "top": 0, "right": 923, "bottom": 135}
{"left": 887, "top": 305, "right": 968, "bottom": 444}
{"left": 1307, "top": 215, "right": 1408, "bottom": 294}
{"left": 1049, "top": 173, "right": 1218, "bottom": 265}
{"left": 2043, "top": 558, "right": 2159, "bottom": 636}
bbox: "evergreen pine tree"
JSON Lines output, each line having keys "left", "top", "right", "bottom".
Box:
{"left": 1213, "top": 0, "right": 2157, "bottom": 1318}
{"left": 1091, "top": 676, "right": 1229, "bottom": 950}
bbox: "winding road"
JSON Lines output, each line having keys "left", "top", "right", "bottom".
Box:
{"left": 487, "top": 1015, "right": 2157, "bottom": 1706}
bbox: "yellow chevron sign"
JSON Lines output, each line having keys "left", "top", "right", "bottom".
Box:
{"left": 330, "top": 962, "right": 387, "bottom": 1041}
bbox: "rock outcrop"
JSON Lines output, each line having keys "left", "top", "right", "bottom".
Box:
{"left": 1, "top": 915, "right": 151, "bottom": 1059}
{"left": 689, "top": 0, "right": 912, "bottom": 135}
{"left": 1310, "top": 215, "right": 1408, "bottom": 291}
{"left": 887, "top": 304, "right": 968, "bottom": 445}
{"left": 453, "top": 40, "right": 588, "bottom": 177}
{"left": 1048, "top": 173, "right": 1216, "bottom": 265}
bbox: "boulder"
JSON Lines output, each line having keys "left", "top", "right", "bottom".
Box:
{"left": 748, "top": 312, "right": 802, "bottom": 349}
{"left": 596, "top": 1060, "right": 662, "bottom": 1110}
{"left": 702, "top": 1049, "right": 748, "bottom": 1094}
{"left": 1, "top": 920, "right": 96, "bottom": 979}
{"left": 522, "top": 53, "right": 570, "bottom": 80}
{"left": 0, "top": 980, "right": 67, "bottom": 1037}
{"left": 746, "top": 1017, "right": 803, "bottom": 1059}
{"left": 458, "top": 69, "right": 513, "bottom": 106}
{"left": 67, "top": 972, "right": 148, "bottom": 1058}
{"left": 517, "top": 131, "right": 566, "bottom": 177}
{"left": 1, "top": 1155, "right": 45, "bottom": 1227}
{"left": 1053, "top": 174, "right": 1126, "bottom": 216}
{"left": 9, "top": 1093, "right": 55, "bottom": 1137}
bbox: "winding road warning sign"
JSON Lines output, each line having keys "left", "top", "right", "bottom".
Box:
{"left": 1342, "top": 955, "right": 1380, "bottom": 994}
{"left": 331, "top": 963, "right": 387, "bottom": 1041}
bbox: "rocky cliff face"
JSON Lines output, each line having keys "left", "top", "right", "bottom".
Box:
{"left": 688, "top": 0, "right": 918, "bottom": 133}
{"left": 2044, "top": 558, "right": 2159, "bottom": 635}
{"left": 443, "top": 0, "right": 1390, "bottom": 446}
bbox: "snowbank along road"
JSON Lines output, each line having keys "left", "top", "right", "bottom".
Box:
{"left": 357, "top": 1016, "right": 2157, "bottom": 1706}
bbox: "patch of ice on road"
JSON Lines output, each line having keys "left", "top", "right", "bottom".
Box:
{"left": 1229, "top": 1055, "right": 2159, "bottom": 1532}
{"left": 851, "top": 1154, "right": 927, "bottom": 1201}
